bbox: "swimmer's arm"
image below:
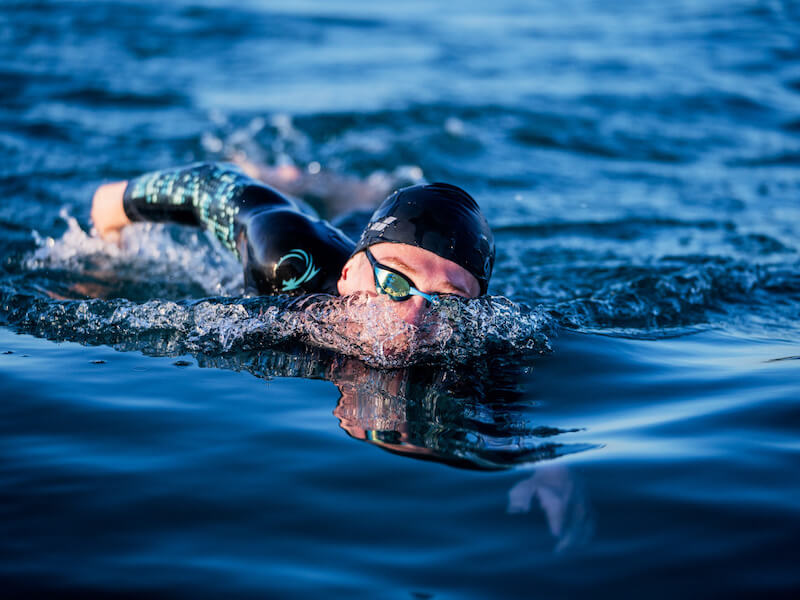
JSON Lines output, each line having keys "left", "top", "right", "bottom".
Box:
{"left": 91, "top": 163, "right": 232, "bottom": 241}
{"left": 234, "top": 157, "right": 419, "bottom": 220}
{"left": 120, "top": 163, "right": 238, "bottom": 233}
{"left": 92, "top": 163, "right": 291, "bottom": 253}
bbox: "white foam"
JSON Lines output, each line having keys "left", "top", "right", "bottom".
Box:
{"left": 26, "top": 210, "right": 243, "bottom": 297}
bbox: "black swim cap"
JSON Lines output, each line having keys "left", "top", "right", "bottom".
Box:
{"left": 353, "top": 183, "right": 495, "bottom": 294}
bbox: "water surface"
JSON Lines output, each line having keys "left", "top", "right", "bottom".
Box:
{"left": 1, "top": 0, "right": 799, "bottom": 597}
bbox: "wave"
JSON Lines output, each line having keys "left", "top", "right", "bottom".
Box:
{"left": 54, "top": 86, "right": 188, "bottom": 109}
{"left": 493, "top": 217, "right": 734, "bottom": 239}
{"left": 549, "top": 260, "right": 800, "bottom": 336}
{"left": 9, "top": 209, "right": 800, "bottom": 362}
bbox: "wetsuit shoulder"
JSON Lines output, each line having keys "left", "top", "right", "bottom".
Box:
{"left": 238, "top": 208, "right": 355, "bottom": 295}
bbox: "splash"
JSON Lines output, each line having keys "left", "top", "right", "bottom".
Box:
{"left": 25, "top": 209, "right": 243, "bottom": 298}
{"left": 0, "top": 284, "right": 552, "bottom": 368}
{"left": 282, "top": 294, "right": 552, "bottom": 367}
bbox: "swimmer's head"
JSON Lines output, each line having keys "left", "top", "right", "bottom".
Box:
{"left": 337, "top": 183, "right": 495, "bottom": 324}
{"left": 353, "top": 183, "right": 494, "bottom": 294}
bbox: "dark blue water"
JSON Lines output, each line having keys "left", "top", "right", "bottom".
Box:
{"left": 2, "top": 0, "right": 800, "bottom": 597}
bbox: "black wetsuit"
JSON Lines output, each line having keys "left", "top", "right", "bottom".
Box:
{"left": 122, "top": 163, "right": 355, "bottom": 295}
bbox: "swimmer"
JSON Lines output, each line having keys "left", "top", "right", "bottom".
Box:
{"left": 91, "top": 162, "right": 495, "bottom": 325}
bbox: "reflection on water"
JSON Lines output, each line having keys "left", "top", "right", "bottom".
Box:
{"left": 508, "top": 466, "right": 594, "bottom": 553}
{"left": 132, "top": 337, "right": 600, "bottom": 551}
{"left": 207, "top": 345, "right": 599, "bottom": 552}
{"left": 328, "top": 356, "right": 593, "bottom": 470}
{"left": 329, "top": 355, "right": 596, "bottom": 552}
{"left": 199, "top": 344, "right": 597, "bottom": 464}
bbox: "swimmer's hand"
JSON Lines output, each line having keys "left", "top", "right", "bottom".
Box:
{"left": 90, "top": 181, "right": 130, "bottom": 243}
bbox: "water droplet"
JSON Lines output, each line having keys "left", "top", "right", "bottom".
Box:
{"left": 445, "top": 117, "right": 465, "bottom": 136}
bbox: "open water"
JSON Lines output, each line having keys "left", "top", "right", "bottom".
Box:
{"left": 1, "top": 0, "right": 799, "bottom": 597}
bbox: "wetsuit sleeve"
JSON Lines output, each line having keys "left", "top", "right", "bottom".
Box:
{"left": 122, "top": 162, "right": 291, "bottom": 255}
{"left": 121, "top": 162, "right": 356, "bottom": 296}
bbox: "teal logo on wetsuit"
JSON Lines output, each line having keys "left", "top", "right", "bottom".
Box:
{"left": 277, "top": 249, "right": 321, "bottom": 291}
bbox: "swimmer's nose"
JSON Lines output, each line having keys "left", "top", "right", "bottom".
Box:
{"left": 392, "top": 296, "right": 429, "bottom": 326}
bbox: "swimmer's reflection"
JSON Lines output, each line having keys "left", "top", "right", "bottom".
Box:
{"left": 193, "top": 349, "right": 595, "bottom": 550}
{"left": 326, "top": 357, "right": 595, "bottom": 551}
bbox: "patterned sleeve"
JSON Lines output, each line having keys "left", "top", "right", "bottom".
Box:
{"left": 122, "top": 162, "right": 283, "bottom": 254}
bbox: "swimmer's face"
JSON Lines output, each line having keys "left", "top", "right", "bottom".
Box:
{"left": 336, "top": 242, "right": 480, "bottom": 326}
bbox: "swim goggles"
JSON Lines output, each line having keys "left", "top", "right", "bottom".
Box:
{"left": 364, "top": 247, "right": 439, "bottom": 305}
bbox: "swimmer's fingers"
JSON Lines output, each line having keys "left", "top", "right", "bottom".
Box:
{"left": 255, "top": 164, "right": 302, "bottom": 189}
{"left": 230, "top": 154, "right": 301, "bottom": 185}
{"left": 90, "top": 181, "right": 130, "bottom": 242}
{"left": 230, "top": 154, "right": 262, "bottom": 179}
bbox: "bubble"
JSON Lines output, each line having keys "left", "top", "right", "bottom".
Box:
{"left": 445, "top": 117, "right": 465, "bottom": 136}
{"left": 200, "top": 132, "right": 224, "bottom": 153}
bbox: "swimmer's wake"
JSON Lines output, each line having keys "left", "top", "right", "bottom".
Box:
{"left": 0, "top": 288, "right": 551, "bottom": 369}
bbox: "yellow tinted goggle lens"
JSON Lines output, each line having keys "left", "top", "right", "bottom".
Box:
{"left": 376, "top": 269, "right": 411, "bottom": 297}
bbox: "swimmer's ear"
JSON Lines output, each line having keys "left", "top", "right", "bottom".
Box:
{"left": 336, "top": 259, "right": 351, "bottom": 295}
{"left": 336, "top": 254, "right": 359, "bottom": 295}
